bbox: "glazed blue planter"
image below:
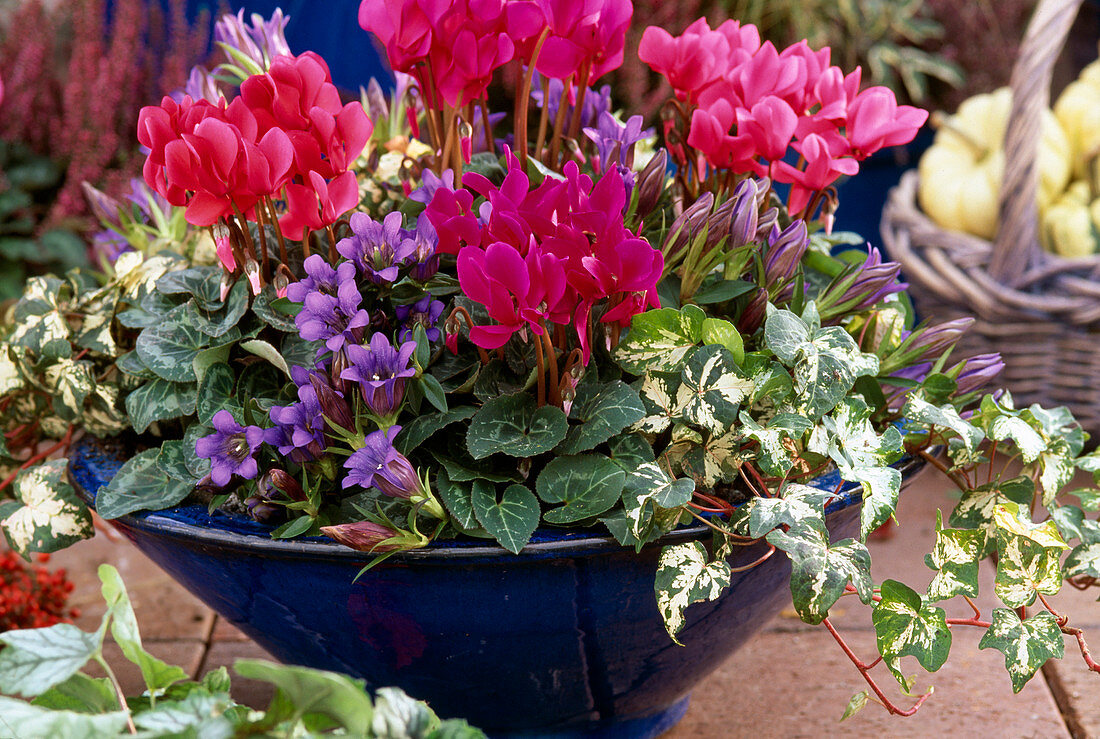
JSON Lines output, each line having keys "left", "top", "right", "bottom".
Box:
{"left": 69, "top": 438, "right": 914, "bottom": 738}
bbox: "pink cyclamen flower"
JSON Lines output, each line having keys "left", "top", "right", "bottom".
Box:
{"left": 772, "top": 133, "right": 858, "bottom": 215}
{"left": 534, "top": 0, "right": 631, "bottom": 84}
{"left": 280, "top": 170, "right": 360, "bottom": 241}
{"left": 845, "top": 86, "right": 929, "bottom": 159}
{"left": 457, "top": 241, "right": 567, "bottom": 349}
{"left": 638, "top": 19, "right": 730, "bottom": 101}
{"left": 357, "top": 0, "right": 448, "bottom": 72}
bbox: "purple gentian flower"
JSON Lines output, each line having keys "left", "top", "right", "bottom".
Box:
{"left": 288, "top": 255, "right": 370, "bottom": 353}
{"left": 266, "top": 367, "right": 326, "bottom": 463}
{"left": 952, "top": 353, "right": 1005, "bottom": 396}
{"left": 336, "top": 212, "right": 417, "bottom": 284}
{"left": 195, "top": 410, "right": 266, "bottom": 487}
{"left": 583, "top": 111, "right": 653, "bottom": 175}
{"left": 820, "top": 247, "right": 908, "bottom": 319}
{"left": 342, "top": 426, "right": 425, "bottom": 499}
{"left": 395, "top": 294, "right": 445, "bottom": 342}
{"left": 409, "top": 169, "right": 456, "bottom": 205}
{"left": 531, "top": 75, "right": 612, "bottom": 131}
{"left": 125, "top": 178, "right": 171, "bottom": 220}
{"left": 214, "top": 8, "right": 291, "bottom": 69}
{"left": 341, "top": 333, "right": 418, "bottom": 418}
{"left": 91, "top": 230, "right": 132, "bottom": 265}
{"left": 764, "top": 220, "right": 809, "bottom": 286}
{"left": 903, "top": 318, "right": 976, "bottom": 363}
{"left": 411, "top": 211, "right": 440, "bottom": 282}
{"left": 181, "top": 65, "right": 222, "bottom": 103}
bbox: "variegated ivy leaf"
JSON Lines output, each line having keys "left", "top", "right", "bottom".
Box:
{"left": 978, "top": 609, "right": 1065, "bottom": 693}
{"left": 946, "top": 436, "right": 987, "bottom": 470}
{"left": 680, "top": 431, "right": 743, "bottom": 488}
{"left": 82, "top": 384, "right": 130, "bottom": 436}
{"left": 924, "top": 511, "right": 983, "bottom": 601}
{"left": 901, "top": 395, "right": 983, "bottom": 452}
{"left": 633, "top": 372, "right": 682, "bottom": 434}
{"left": 763, "top": 308, "right": 879, "bottom": 420}
{"left": 675, "top": 345, "right": 753, "bottom": 434}
{"left": 44, "top": 359, "right": 96, "bottom": 422}
{"left": 737, "top": 412, "right": 811, "bottom": 477}
{"left": 620, "top": 463, "right": 693, "bottom": 542}
{"left": 614, "top": 305, "right": 705, "bottom": 374}
{"left": 728, "top": 483, "right": 830, "bottom": 539}
{"left": 655, "top": 541, "right": 731, "bottom": 643}
{"left": 992, "top": 502, "right": 1068, "bottom": 608}
{"left": 0, "top": 460, "right": 92, "bottom": 558}
{"left": 766, "top": 519, "right": 873, "bottom": 624}
{"left": 1018, "top": 406, "right": 1085, "bottom": 505}
{"left": 872, "top": 579, "right": 951, "bottom": 688}
{"left": 10, "top": 276, "right": 71, "bottom": 360}
{"left": 0, "top": 349, "right": 25, "bottom": 396}
{"left": 743, "top": 354, "right": 793, "bottom": 405}
{"left": 988, "top": 414, "right": 1046, "bottom": 464}
{"left": 1049, "top": 505, "right": 1100, "bottom": 546}
{"left": 811, "top": 397, "right": 904, "bottom": 539}
{"left": 73, "top": 310, "right": 118, "bottom": 356}
{"left": 604, "top": 494, "right": 683, "bottom": 550}
{"left": 1065, "top": 542, "right": 1100, "bottom": 579}
{"left": 949, "top": 475, "right": 1035, "bottom": 552}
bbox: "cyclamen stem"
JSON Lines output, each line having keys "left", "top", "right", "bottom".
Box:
{"left": 446, "top": 306, "right": 489, "bottom": 364}
{"left": 479, "top": 97, "right": 493, "bottom": 157}
{"left": 541, "top": 330, "right": 561, "bottom": 407}
{"left": 515, "top": 29, "right": 550, "bottom": 167}
{"left": 534, "top": 332, "right": 547, "bottom": 407}
{"left": 264, "top": 196, "right": 289, "bottom": 266}
{"left": 567, "top": 60, "right": 592, "bottom": 141}
{"left": 548, "top": 74, "right": 574, "bottom": 168}
{"left": 253, "top": 200, "right": 271, "bottom": 282}
{"left": 821, "top": 617, "right": 934, "bottom": 717}
{"left": 326, "top": 225, "right": 338, "bottom": 263}
{"left": 534, "top": 76, "right": 551, "bottom": 163}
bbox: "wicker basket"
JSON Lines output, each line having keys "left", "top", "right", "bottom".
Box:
{"left": 881, "top": 0, "right": 1100, "bottom": 434}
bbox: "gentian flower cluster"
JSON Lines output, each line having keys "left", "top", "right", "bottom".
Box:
{"left": 639, "top": 18, "right": 928, "bottom": 215}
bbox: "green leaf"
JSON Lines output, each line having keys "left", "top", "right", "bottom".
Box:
{"left": 536, "top": 454, "right": 626, "bottom": 524}
{"left": 116, "top": 351, "right": 157, "bottom": 380}
{"left": 396, "top": 406, "right": 478, "bottom": 455}
{"left": 466, "top": 393, "right": 568, "bottom": 459}
{"left": 183, "top": 424, "right": 213, "bottom": 479}
{"left": 132, "top": 692, "right": 234, "bottom": 735}
{"left": 729, "top": 483, "right": 829, "bottom": 539}
{"left": 767, "top": 520, "right": 872, "bottom": 624}
{"left": 100, "top": 564, "right": 188, "bottom": 694}
{"left": 470, "top": 482, "right": 540, "bottom": 554}
{"left": 676, "top": 345, "right": 753, "bottom": 433}
{"left": 30, "top": 673, "right": 119, "bottom": 713}
{"left": 155, "top": 267, "right": 224, "bottom": 310}
{"left": 607, "top": 433, "right": 656, "bottom": 470}
{"left": 431, "top": 455, "right": 520, "bottom": 484}
{"left": 654, "top": 541, "right": 731, "bottom": 643}
{"left": 633, "top": 371, "right": 683, "bottom": 434}
{"left": 233, "top": 659, "right": 374, "bottom": 735}
{"left": 418, "top": 373, "right": 448, "bottom": 413}
{"left": 156, "top": 440, "right": 199, "bottom": 484}
{"left": 691, "top": 278, "right": 755, "bottom": 305}
{"left": 0, "top": 624, "right": 100, "bottom": 697}
{"left": 281, "top": 334, "right": 324, "bottom": 372}
{"left": 979, "top": 609, "right": 1064, "bottom": 693}
{"left": 253, "top": 285, "right": 299, "bottom": 331}
{"left": 924, "top": 511, "right": 983, "bottom": 601}
{"left": 136, "top": 312, "right": 217, "bottom": 382}
{"left": 0, "top": 696, "right": 129, "bottom": 735}
{"left": 240, "top": 338, "right": 291, "bottom": 379}
{"left": 701, "top": 317, "right": 744, "bottom": 364}
{"left": 435, "top": 468, "right": 481, "bottom": 531}
{"left": 0, "top": 460, "right": 92, "bottom": 558}
{"left": 872, "top": 579, "right": 951, "bottom": 688}
{"left": 558, "top": 380, "right": 646, "bottom": 455}
{"left": 196, "top": 362, "right": 242, "bottom": 425}
{"left": 95, "top": 448, "right": 195, "bottom": 520}
{"left": 125, "top": 378, "right": 198, "bottom": 434}
{"left": 840, "top": 691, "right": 869, "bottom": 721}
{"left": 992, "top": 502, "right": 1067, "bottom": 608}
{"left": 613, "top": 305, "right": 705, "bottom": 373}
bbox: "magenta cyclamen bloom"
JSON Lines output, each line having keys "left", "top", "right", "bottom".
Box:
{"left": 342, "top": 426, "right": 425, "bottom": 499}
{"left": 195, "top": 410, "right": 266, "bottom": 487}
{"left": 340, "top": 332, "right": 419, "bottom": 418}
{"left": 337, "top": 211, "right": 418, "bottom": 284}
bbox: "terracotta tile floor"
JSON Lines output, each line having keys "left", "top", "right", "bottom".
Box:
{"left": 43, "top": 463, "right": 1100, "bottom": 737}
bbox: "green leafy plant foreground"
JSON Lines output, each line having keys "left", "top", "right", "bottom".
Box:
{"left": 0, "top": 565, "right": 485, "bottom": 738}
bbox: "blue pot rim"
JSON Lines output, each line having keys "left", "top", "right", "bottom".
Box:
{"left": 68, "top": 436, "right": 922, "bottom": 563}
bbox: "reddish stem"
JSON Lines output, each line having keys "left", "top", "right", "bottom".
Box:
{"left": 0, "top": 426, "right": 75, "bottom": 495}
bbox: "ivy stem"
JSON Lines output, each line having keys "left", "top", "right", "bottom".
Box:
{"left": 821, "top": 617, "right": 934, "bottom": 716}
{"left": 1062, "top": 624, "right": 1100, "bottom": 673}
{"left": 0, "top": 425, "right": 74, "bottom": 495}
{"left": 728, "top": 544, "right": 777, "bottom": 573}
{"left": 96, "top": 654, "right": 137, "bottom": 733}
{"left": 916, "top": 448, "right": 970, "bottom": 491}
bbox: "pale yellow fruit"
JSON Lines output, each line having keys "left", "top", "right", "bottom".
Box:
{"left": 1041, "top": 181, "right": 1097, "bottom": 257}
{"left": 919, "top": 88, "right": 1072, "bottom": 239}
{"left": 1054, "top": 69, "right": 1100, "bottom": 180}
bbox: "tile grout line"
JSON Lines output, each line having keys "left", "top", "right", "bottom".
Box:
{"left": 1042, "top": 661, "right": 1087, "bottom": 739}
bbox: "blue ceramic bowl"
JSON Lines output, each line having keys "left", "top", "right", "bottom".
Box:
{"left": 69, "top": 438, "right": 917, "bottom": 738}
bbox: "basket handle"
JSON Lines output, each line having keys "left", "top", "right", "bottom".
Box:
{"left": 987, "top": 0, "right": 1083, "bottom": 284}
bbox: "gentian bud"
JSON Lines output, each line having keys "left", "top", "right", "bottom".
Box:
{"left": 308, "top": 372, "right": 356, "bottom": 434}
{"left": 736, "top": 288, "right": 768, "bottom": 334}
{"left": 663, "top": 192, "right": 714, "bottom": 260}
{"left": 321, "top": 521, "right": 418, "bottom": 553}
{"left": 269, "top": 469, "right": 306, "bottom": 502}
{"left": 635, "top": 149, "right": 668, "bottom": 219}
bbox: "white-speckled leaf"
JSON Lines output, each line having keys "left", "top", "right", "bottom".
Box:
{"left": 655, "top": 541, "right": 731, "bottom": 643}
{"left": 925, "top": 511, "right": 983, "bottom": 601}
{"left": 872, "top": 579, "right": 951, "bottom": 687}
{"left": 978, "top": 609, "right": 1064, "bottom": 693}
{"left": 44, "top": 359, "right": 95, "bottom": 422}
{"left": 989, "top": 416, "right": 1046, "bottom": 463}
{"left": 0, "top": 460, "right": 92, "bottom": 557}
{"left": 614, "top": 305, "right": 705, "bottom": 374}
{"left": 766, "top": 520, "right": 872, "bottom": 624}
{"left": 992, "top": 502, "right": 1067, "bottom": 607}
{"left": 902, "top": 395, "right": 983, "bottom": 452}
{"left": 676, "top": 345, "right": 753, "bottom": 434}
{"left": 729, "top": 483, "right": 829, "bottom": 539}
{"left": 633, "top": 372, "right": 683, "bottom": 434}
